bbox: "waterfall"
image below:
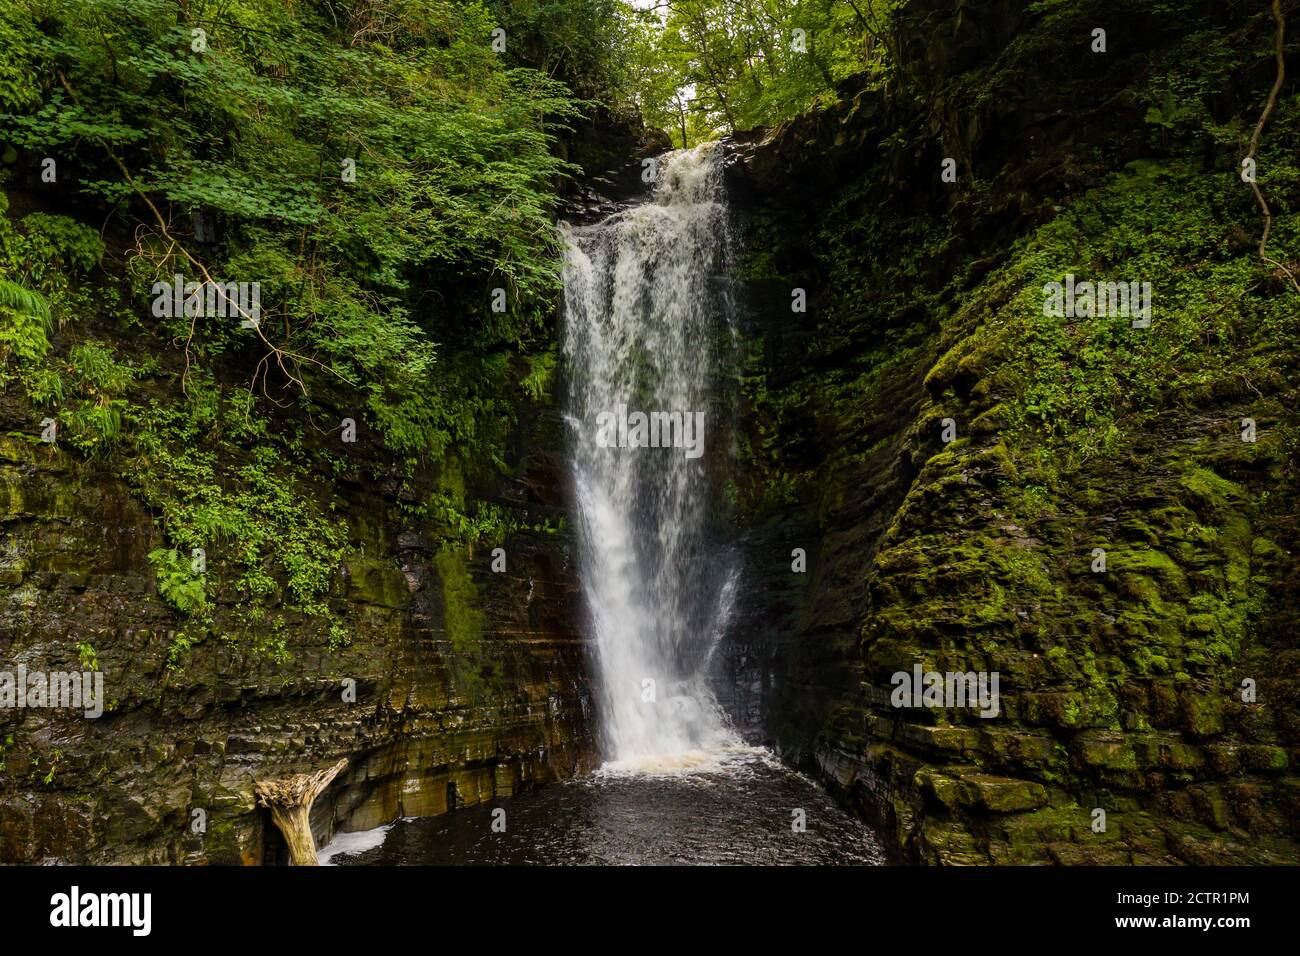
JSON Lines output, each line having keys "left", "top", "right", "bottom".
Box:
{"left": 561, "top": 144, "right": 740, "bottom": 769}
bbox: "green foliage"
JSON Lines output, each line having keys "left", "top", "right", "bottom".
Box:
{"left": 39, "top": 747, "right": 62, "bottom": 786}
{"left": 627, "top": 0, "right": 897, "bottom": 144}
{"left": 134, "top": 387, "right": 349, "bottom": 633}
{"left": 2, "top": 0, "right": 577, "bottom": 459}
{"left": 0, "top": 0, "right": 590, "bottom": 661}
{"left": 981, "top": 160, "right": 1297, "bottom": 469}
{"left": 0, "top": 5, "right": 42, "bottom": 111}
{"left": 164, "top": 631, "right": 195, "bottom": 672}
{"left": 0, "top": 282, "right": 52, "bottom": 371}
{"left": 485, "top": 0, "right": 638, "bottom": 100}
{"left": 54, "top": 340, "right": 144, "bottom": 454}
{"left": 1136, "top": 22, "right": 1250, "bottom": 152}
{"left": 147, "top": 547, "right": 207, "bottom": 615}
{"left": 0, "top": 195, "right": 106, "bottom": 392}
{"left": 520, "top": 350, "right": 555, "bottom": 401}
{"left": 0, "top": 278, "right": 50, "bottom": 323}
{"left": 76, "top": 641, "right": 98, "bottom": 672}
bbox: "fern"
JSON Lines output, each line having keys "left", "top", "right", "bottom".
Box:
{"left": 147, "top": 548, "right": 208, "bottom": 615}
{"left": 0, "top": 279, "right": 52, "bottom": 329}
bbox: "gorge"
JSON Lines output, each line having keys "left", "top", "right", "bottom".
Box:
{"left": 2, "top": 0, "right": 1299, "bottom": 870}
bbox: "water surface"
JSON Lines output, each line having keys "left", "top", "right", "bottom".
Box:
{"left": 326, "top": 748, "right": 885, "bottom": 866}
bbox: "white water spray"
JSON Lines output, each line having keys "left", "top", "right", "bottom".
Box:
{"left": 562, "top": 144, "right": 741, "bottom": 769}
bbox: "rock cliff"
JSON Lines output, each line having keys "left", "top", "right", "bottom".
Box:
{"left": 1, "top": 367, "right": 596, "bottom": 864}
{"left": 721, "top": 0, "right": 1300, "bottom": 864}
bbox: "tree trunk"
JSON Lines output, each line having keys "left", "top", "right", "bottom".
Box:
{"left": 255, "top": 758, "right": 347, "bottom": 866}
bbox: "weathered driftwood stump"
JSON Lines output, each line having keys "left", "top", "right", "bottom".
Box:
{"left": 255, "top": 758, "right": 347, "bottom": 866}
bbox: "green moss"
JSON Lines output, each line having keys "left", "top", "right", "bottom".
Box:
{"left": 433, "top": 546, "right": 502, "bottom": 702}
{"left": 1178, "top": 467, "right": 1244, "bottom": 521}
{"left": 520, "top": 350, "right": 556, "bottom": 402}
{"left": 434, "top": 548, "right": 484, "bottom": 654}
{"left": 1181, "top": 693, "right": 1225, "bottom": 738}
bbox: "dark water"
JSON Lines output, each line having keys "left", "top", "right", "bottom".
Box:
{"left": 323, "top": 748, "right": 885, "bottom": 866}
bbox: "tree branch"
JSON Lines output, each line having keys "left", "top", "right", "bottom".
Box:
{"left": 1246, "top": 0, "right": 1299, "bottom": 293}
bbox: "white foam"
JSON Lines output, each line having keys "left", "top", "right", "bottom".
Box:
{"left": 316, "top": 822, "right": 394, "bottom": 865}
{"left": 595, "top": 744, "right": 780, "bottom": 780}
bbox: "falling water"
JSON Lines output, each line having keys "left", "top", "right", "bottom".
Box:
{"left": 323, "top": 145, "right": 888, "bottom": 867}
{"left": 561, "top": 144, "right": 741, "bottom": 769}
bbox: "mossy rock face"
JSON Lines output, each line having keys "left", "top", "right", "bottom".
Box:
{"left": 343, "top": 556, "right": 409, "bottom": 610}
{"left": 1075, "top": 732, "right": 1138, "bottom": 774}
{"left": 1180, "top": 692, "right": 1226, "bottom": 739}
{"left": 0, "top": 360, "right": 597, "bottom": 865}
{"left": 918, "top": 768, "right": 1049, "bottom": 813}
{"left": 719, "top": 0, "right": 1300, "bottom": 865}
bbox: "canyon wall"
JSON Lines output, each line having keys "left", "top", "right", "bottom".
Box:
{"left": 722, "top": 0, "right": 1300, "bottom": 864}
{"left": 5, "top": 0, "right": 1299, "bottom": 870}
{"left": 0, "top": 373, "right": 596, "bottom": 864}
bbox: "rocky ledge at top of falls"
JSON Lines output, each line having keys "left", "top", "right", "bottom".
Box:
{"left": 557, "top": 104, "right": 671, "bottom": 226}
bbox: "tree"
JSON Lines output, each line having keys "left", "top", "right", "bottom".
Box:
{"left": 623, "top": 0, "right": 898, "bottom": 143}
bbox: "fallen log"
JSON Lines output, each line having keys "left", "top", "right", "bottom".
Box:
{"left": 254, "top": 758, "right": 348, "bottom": 866}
